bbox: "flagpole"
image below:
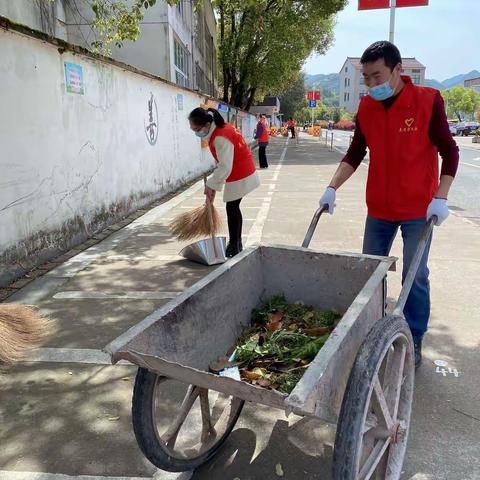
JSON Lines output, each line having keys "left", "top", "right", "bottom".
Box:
{"left": 389, "top": 0, "right": 396, "bottom": 42}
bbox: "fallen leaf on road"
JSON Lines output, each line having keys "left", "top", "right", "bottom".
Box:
{"left": 275, "top": 463, "right": 284, "bottom": 477}
{"left": 68, "top": 372, "right": 73, "bottom": 375}
{"left": 107, "top": 415, "right": 120, "bottom": 421}
{"left": 121, "top": 377, "right": 130, "bottom": 382}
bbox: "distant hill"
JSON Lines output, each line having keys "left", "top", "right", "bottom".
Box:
{"left": 305, "top": 70, "right": 480, "bottom": 96}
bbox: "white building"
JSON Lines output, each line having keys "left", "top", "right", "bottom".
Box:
{"left": 0, "top": 0, "right": 217, "bottom": 96}
{"left": 339, "top": 57, "right": 426, "bottom": 114}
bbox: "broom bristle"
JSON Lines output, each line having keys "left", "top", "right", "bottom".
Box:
{"left": 168, "top": 203, "right": 222, "bottom": 241}
{"left": 0, "top": 304, "right": 53, "bottom": 364}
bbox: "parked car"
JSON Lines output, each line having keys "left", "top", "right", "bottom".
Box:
{"left": 456, "top": 121, "right": 480, "bottom": 136}
{"left": 448, "top": 121, "right": 457, "bottom": 136}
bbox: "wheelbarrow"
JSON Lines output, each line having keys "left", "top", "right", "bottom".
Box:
{"left": 105, "top": 207, "right": 435, "bottom": 479}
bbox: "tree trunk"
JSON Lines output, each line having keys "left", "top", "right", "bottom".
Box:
{"left": 245, "top": 87, "right": 257, "bottom": 111}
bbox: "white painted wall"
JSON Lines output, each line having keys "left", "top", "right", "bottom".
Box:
{"left": 0, "top": 26, "right": 256, "bottom": 282}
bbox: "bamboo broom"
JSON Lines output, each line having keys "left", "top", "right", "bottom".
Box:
{"left": 0, "top": 304, "right": 52, "bottom": 364}
{"left": 168, "top": 177, "right": 222, "bottom": 241}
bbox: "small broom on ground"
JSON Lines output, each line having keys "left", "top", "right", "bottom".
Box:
{"left": 0, "top": 304, "right": 52, "bottom": 364}
{"left": 168, "top": 198, "right": 222, "bottom": 241}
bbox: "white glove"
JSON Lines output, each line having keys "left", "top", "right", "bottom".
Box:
{"left": 427, "top": 197, "right": 449, "bottom": 225}
{"left": 319, "top": 186, "right": 336, "bottom": 214}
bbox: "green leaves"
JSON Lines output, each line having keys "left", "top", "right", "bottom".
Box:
{"left": 442, "top": 86, "right": 480, "bottom": 121}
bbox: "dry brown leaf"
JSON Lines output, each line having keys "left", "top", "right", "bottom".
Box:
{"left": 257, "top": 378, "right": 272, "bottom": 388}
{"left": 303, "top": 311, "right": 314, "bottom": 321}
{"left": 287, "top": 323, "right": 298, "bottom": 331}
{"left": 107, "top": 415, "right": 120, "bottom": 421}
{"left": 275, "top": 463, "right": 284, "bottom": 477}
{"left": 271, "top": 311, "right": 284, "bottom": 323}
{"left": 304, "top": 326, "right": 330, "bottom": 337}
{"left": 242, "top": 370, "right": 263, "bottom": 381}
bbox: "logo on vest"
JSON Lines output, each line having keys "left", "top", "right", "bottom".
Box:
{"left": 399, "top": 117, "right": 417, "bottom": 133}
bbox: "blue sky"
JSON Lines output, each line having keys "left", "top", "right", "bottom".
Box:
{"left": 304, "top": 0, "right": 478, "bottom": 81}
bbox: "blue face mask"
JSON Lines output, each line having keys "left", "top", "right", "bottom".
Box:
{"left": 368, "top": 76, "right": 394, "bottom": 101}
{"left": 195, "top": 129, "right": 208, "bottom": 138}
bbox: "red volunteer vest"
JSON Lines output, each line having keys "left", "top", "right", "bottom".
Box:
{"left": 357, "top": 76, "right": 439, "bottom": 221}
{"left": 257, "top": 120, "right": 270, "bottom": 143}
{"left": 209, "top": 124, "right": 257, "bottom": 183}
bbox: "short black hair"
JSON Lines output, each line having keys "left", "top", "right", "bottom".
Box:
{"left": 360, "top": 41, "right": 402, "bottom": 71}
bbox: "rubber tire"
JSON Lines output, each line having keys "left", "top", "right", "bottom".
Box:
{"left": 132, "top": 367, "right": 244, "bottom": 472}
{"left": 333, "top": 315, "right": 414, "bottom": 480}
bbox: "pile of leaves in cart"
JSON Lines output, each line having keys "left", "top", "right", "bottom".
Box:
{"left": 210, "top": 296, "right": 341, "bottom": 394}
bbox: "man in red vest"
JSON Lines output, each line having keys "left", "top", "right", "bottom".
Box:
{"left": 319, "top": 41, "right": 459, "bottom": 367}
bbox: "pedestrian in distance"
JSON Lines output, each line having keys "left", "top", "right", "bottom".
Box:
{"left": 254, "top": 114, "right": 269, "bottom": 169}
{"left": 318, "top": 41, "right": 459, "bottom": 368}
{"left": 189, "top": 107, "right": 260, "bottom": 257}
{"left": 287, "top": 117, "right": 296, "bottom": 138}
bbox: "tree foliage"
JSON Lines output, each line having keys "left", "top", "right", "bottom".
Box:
{"left": 442, "top": 86, "right": 480, "bottom": 121}
{"left": 216, "top": 0, "right": 347, "bottom": 109}
{"left": 278, "top": 73, "right": 306, "bottom": 120}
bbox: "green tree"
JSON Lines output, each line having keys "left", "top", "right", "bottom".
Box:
{"left": 217, "top": 0, "right": 346, "bottom": 109}
{"left": 278, "top": 73, "right": 306, "bottom": 120}
{"left": 442, "top": 86, "right": 480, "bottom": 121}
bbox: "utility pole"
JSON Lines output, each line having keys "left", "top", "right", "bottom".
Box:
{"left": 389, "top": 0, "right": 396, "bottom": 43}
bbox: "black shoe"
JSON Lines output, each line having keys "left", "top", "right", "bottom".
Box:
{"left": 225, "top": 242, "right": 241, "bottom": 258}
{"left": 413, "top": 336, "right": 422, "bottom": 368}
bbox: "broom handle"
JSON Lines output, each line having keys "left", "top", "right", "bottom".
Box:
{"left": 206, "top": 197, "right": 219, "bottom": 258}
{"left": 204, "top": 174, "right": 219, "bottom": 258}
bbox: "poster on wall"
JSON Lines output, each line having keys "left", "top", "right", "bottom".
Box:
{"left": 177, "top": 93, "right": 184, "bottom": 111}
{"left": 64, "top": 62, "right": 84, "bottom": 94}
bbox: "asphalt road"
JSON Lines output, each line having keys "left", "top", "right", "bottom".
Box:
{"left": 329, "top": 129, "right": 480, "bottom": 225}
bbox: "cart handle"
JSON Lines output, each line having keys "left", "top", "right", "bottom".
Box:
{"left": 302, "top": 206, "right": 329, "bottom": 249}
{"left": 393, "top": 216, "right": 436, "bottom": 316}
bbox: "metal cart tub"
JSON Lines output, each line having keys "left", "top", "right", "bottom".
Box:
{"left": 105, "top": 210, "right": 433, "bottom": 479}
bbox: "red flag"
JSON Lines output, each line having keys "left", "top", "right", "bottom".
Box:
{"left": 358, "top": 0, "right": 389, "bottom": 10}
{"left": 396, "top": 0, "right": 428, "bottom": 7}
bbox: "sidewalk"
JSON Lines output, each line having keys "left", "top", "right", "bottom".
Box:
{"left": 1, "top": 134, "right": 479, "bottom": 480}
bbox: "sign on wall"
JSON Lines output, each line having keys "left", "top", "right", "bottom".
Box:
{"left": 64, "top": 62, "right": 84, "bottom": 94}
{"left": 177, "top": 93, "right": 184, "bottom": 111}
{"left": 144, "top": 93, "right": 158, "bottom": 145}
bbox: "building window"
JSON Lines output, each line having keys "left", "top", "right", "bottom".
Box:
{"left": 412, "top": 69, "right": 420, "bottom": 73}
{"left": 345, "top": 78, "right": 348, "bottom": 87}
{"left": 195, "top": 9, "right": 205, "bottom": 56}
{"left": 174, "top": 39, "right": 189, "bottom": 87}
{"left": 359, "top": 92, "right": 367, "bottom": 99}
{"left": 345, "top": 66, "right": 348, "bottom": 73}
{"left": 360, "top": 77, "right": 365, "bottom": 85}
{"left": 412, "top": 75, "right": 421, "bottom": 85}
{"left": 205, "top": 31, "right": 214, "bottom": 72}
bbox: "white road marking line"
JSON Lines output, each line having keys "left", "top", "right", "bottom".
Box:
{"left": 460, "top": 161, "right": 480, "bottom": 169}
{"left": 0, "top": 470, "right": 193, "bottom": 480}
{"left": 101, "top": 255, "right": 179, "bottom": 262}
{"left": 246, "top": 139, "right": 288, "bottom": 245}
{"left": 53, "top": 291, "right": 178, "bottom": 300}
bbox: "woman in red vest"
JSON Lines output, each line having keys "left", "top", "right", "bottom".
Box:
{"left": 254, "top": 115, "right": 269, "bottom": 168}
{"left": 318, "top": 41, "right": 459, "bottom": 368}
{"left": 189, "top": 107, "right": 260, "bottom": 257}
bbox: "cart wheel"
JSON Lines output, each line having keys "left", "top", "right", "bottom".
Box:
{"left": 333, "top": 315, "right": 414, "bottom": 480}
{"left": 132, "top": 368, "right": 244, "bottom": 472}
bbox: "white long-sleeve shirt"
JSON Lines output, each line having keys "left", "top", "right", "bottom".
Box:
{"left": 204, "top": 124, "right": 260, "bottom": 202}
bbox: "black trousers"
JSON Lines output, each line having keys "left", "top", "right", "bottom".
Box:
{"left": 226, "top": 199, "right": 243, "bottom": 247}
{"left": 258, "top": 145, "right": 268, "bottom": 168}
{"left": 289, "top": 126, "right": 295, "bottom": 138}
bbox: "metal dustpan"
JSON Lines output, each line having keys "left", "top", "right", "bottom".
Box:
{"left": 179, "top": 236, "right": 227, "bottom": 266}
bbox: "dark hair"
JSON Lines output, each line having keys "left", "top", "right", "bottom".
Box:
{"left": 188, "top": 107, "right": 226, "bottom": 128}
{"left": 360, "top": 41, "right": 402, "bottom": 71}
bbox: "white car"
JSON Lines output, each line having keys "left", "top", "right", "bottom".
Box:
{"left": 448, "top": 122, "right": 457, "bottom": 136}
